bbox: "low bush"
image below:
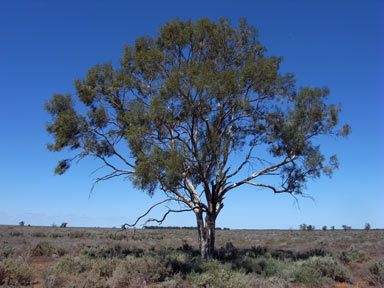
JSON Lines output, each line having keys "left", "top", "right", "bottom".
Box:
{"left": 42, "top": 274, "right": 66, "bottom": 288}
{"left": 81, "top": 243, "right": 144, "bottom": 259}
{"left": 30, "top": 241, "right": 66, "bottom": 257}
{"left": 55, "top": 255, "right": 94, "bottom": 274}
{"left": 232, "top": 255, "right": 289, "bottom": 277}
{"left": 31, "top": 231, "right": 47, "bottom": 237}
{"left": 9, "top": 231, "right": 23, "bottom": 237}
{"left": 0, "top": 244, "right": 14, "bottom": 260}
{"left": 107, "top": 255, "right": 171, "bottom": 287}
{"left": 339, "top": 248, "right": 370, "bottom": 264}
{"left": 187, "top": 261, "right": 249, "bottom": 288}
{"left": 293, "top": 256, "right": 351, "bottom": 285}
{"left": 31, "top": 241, "right": 55, "bottom": 257}
{"left": 0, "top": 258, "right": 33, "bottom": 286}
{"left": 365, "top": 259, "right": 384, "bottom": 285}
{"left": 67, "top": 231, "right": 92, "bottom": 239}
{"left": 49, "top": 232, "right": 64, "bottom": 239}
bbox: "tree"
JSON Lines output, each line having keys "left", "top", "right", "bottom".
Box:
{"left": 45, "top": 18, "right": 349, "bottom": 261}
{"left": 322, "top": 225, "right": 327, "bottom": 231}
{"left": 299, "top": 224, "right": 307, "bottom": 231}
{"left": 342, "top": 225, "right": 352, "bottom": 231}
{"left": 365, "top": 223, "right": 371, "bottom": 230}
{"left": 306, "top": 225, "right": 315, "bottom": 231}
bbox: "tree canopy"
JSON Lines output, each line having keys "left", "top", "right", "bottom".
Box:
{"left": 46, "top": 18, "right": 349, "bottom": 260}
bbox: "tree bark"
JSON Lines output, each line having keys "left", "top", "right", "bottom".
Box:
{"left": 196, "top": 212, "right": 216, "bottom": 261}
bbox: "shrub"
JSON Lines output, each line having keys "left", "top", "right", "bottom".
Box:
{"left": 31, "top": 231, "right": 47, "bottom": 237}
{"left": 0, "top": 244, "right": 14, "bottom": 261}
{"left": 55, "top": 255, "right": 94, "bottom": 274}
{"left": 107, "top": 263, "right": 146, "bottom": 288}
{"left": 49, "top": 232, "right": 64, "bottom": 239}
{"left": 42, "top": 274, "right": 66, "bottom": 288}
{"left": 9, "top": 231, "right": 23, "bottom": 237}
{"left": 339, "top": 248, "right": 370, "bottom": 264}
{"left": 30, "top": 241, "right": 56, "bottom": 256}
{"left": 90, "top": 258, "right": 120, "bottom": 278}
{"left": 162, "top": 249, "right": 202, "bottom": 275}
{"left": 67, "top": 231, "right": 91, "bottom": 238}
{"left": 19, "top": 221, "right": 25, "bottom": 227}
{"left": 81, "top": 243, "right": 144, "bottom": 259}
{"left": 107, "top": 255, "right": 171, "bottom": 287}
{"left": 297, "top": 248, "right": 326, "bottom": 260}
{"left": 249, "top": 246, "right": 269, "bottom": 258}
{"left": 365, "top": 259, "right": 384, "bottom": 285}
{"left": 294, "top": 256, "right": 351, "bottom": 284}
{"left": 0, "top": 258, "right": 33, "bottom": 286}
{"left": 187, "top": 261, "right": 249, "bottom": 288}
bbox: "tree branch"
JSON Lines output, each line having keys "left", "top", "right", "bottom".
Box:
{"left": 142, "top": 207, "right": 196, "bottom": 226}
{"left": 121, "top": 199, "right": 173, "bottom": 228}
{"left": 220, "top": 155, "right": 297, "bottom": 197}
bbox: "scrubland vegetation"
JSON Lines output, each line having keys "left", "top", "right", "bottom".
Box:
{"left": 0, "top": 225, "right": 383, "bottom": 287}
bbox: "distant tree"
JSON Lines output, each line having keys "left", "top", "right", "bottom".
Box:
{"left": 342, "top": 225, "right": 351, "bottom": 231}
{"left": 322, "top": 225, "right": 327, "bottom": 231}
{"left": 365, "top": 223, "right": 371, "bottom": 230}
{"left": 51, "top": 223, "right": 57, "bottom": 227}
{"left": 19, "top": 221, "right": 25, "bottom": 227}
{"left": 307, "top": 225, "right": 315, "bottom": 231}
{"left": 60, "top": 222, "right": 68, "bottom": 228}
{"left": 299, "top": 224, "right": 307, "bottom": 231}
{"left": 45, "top": 18, "right": 350, "bottom": 261}
{"left": 330, "top": 226, "right": 335, "bottom": 231}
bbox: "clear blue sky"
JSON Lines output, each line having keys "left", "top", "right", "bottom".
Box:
{"left": 0, "top": 0, "right": 383, "bottom": 229}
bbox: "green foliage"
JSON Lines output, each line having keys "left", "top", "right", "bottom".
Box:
{"left": 339, "top": 248, "right": 370, "bottom": 264}
{"left": 187, "top": 261, "right": 249, "bottom": 288}
{"left": 293, "top": 256, "right": 351, "bottom": 284}
{"left": 46, "top": 17, "right": 349, "bottom": 196}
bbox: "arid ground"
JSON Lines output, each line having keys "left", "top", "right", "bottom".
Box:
{"left": 0, "top": 225, "right": 383, "bottom": 287}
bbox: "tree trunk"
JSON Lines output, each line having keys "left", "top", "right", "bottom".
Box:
{"left": 196, "top": 212, "right": 216, "bottom": 262}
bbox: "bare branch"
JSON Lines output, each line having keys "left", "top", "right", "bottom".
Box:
{"left": 143, "top": 207, "right": 196, "bottom": 226}
{"left": 226, "top": 145, "right": 255, "bottom": 180}
{"left": 121, "top": 199, "right": 173, "bottom": 228}
{"left": 243, "top": 181, "right": 289, "bottom": 194}
{"left": 220, "top": 155, "right": 297, "bottom": 197}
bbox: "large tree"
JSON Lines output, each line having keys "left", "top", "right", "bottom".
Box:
{"left": 46, "top": 18, "right": 349, "bottom": 261}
